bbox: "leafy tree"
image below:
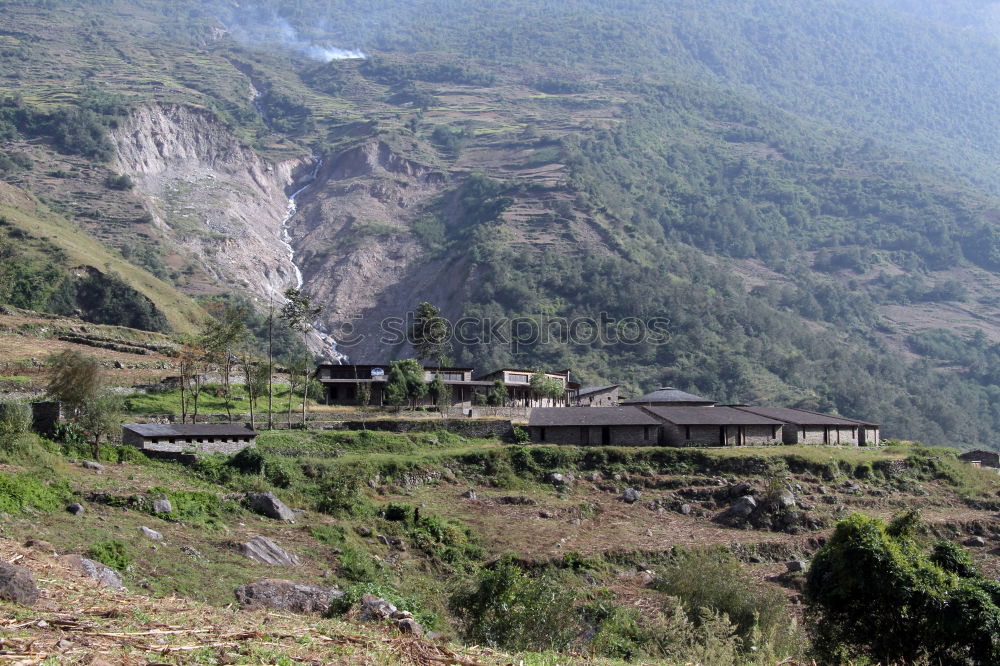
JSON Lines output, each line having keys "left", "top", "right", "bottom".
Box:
{"left": 806, "top": 511, "right": 1000, "bottom": 665}
{"left": 429, "top": 372, "right": 452, "bottom": 416}
{"left": 487, "top": 378, "right": 508, "bottom": 407}
{"left": 279, "top": 288, "right": 323, "bottom": 426}
{"left": 386, "top": 359, "right": 427, "bottom": 410}
{"left": 45, "top": 350, "right": 103, "bottom": 410}
{"left": 409, "top": 301, "right": 452, "bottom": 368}
{"left": 200, "top": 306, "right": 246, "bottom": 423}
{"left": 529, "top": 371, "right": 564, "bottom": 406}
{"left": 78, "top": 392, "right": 122, "bottom": 460}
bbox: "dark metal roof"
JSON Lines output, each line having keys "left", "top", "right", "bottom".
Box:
{"left": 529, "top": 407, "right": 661, "bottom": 427}
{"left": 622, "top": 387, "right": 715, "bottom": 405}
{"left": 316, "top": 363, "right": 474, "bottom": 372}
{"left": 732, "top": 406, "right": 877, "bottom": 427}
{"left": 578, "top": 385, "right": 619, "bottom": 397}
{"left": 643, "top": 406, "right": 784, "bottom": 426}
{"left": 122, "top": 424, "right": 257, "bottom": 437}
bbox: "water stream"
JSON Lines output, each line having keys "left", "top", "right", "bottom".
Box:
{"left": 278, "top": 158, "right": 348, "bottom": 364}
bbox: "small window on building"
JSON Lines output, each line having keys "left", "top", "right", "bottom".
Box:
{"left": 508, "top": 373, "right": 529, "bottom": 383}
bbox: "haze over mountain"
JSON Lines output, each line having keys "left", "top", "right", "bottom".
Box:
{"left": 5, "top": 0, "right": 1000, "bottom": 445}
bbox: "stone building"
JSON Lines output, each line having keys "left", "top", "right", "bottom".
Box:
{"left": 317, "top": 363, "right": 580, "bottom": 408}
{"left": 528, "top": 407, "right": 661, "bottom": 446}
{"left": 621, "top": 387, "right": 716, "bottom": 407}
{"left": 121, "top": 424, "right": 256, "bottom": 455}
{"left": 474, "top": 368, "right": 578, "bottom": 407}
{"left": 959, "top": 450, "right": 1000, "bottom": 469}
{"left": 643, "top": 406, "right": 783, "bottom": 446}
{"left": 731, "top": 406, "right": 880, "bottom": 446}
{"left": 576, "top": 385, "right": 619, "bottom": 407}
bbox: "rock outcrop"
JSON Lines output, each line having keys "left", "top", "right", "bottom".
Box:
{"left": 58, "top": 555, "right": 124, "bottom": 589}
{"left": 238, "top": 536, "right": 300, "bottom": 566}
{"left": 0, "top": 563, "right": 38, "bottom": 606}
{"left": 234, "top": 579, "right": 342, "bottom": 614}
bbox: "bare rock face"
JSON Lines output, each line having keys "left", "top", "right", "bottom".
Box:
{"left": 234, "top": 579, "right": 342, "bottom": 614}
{"left": 246, "top": 492, "right": 296, "bottom": 521}
{"left": 110, "top": 104, "right": 306, "bottom": 301}
{"left": 152, "top": 498, "right": 172, "bottom": 514}
{"left": 238, "top": 536, "right": 300, "bottom": 566}
{"left": 0, "top": 563, "right": 38, "bottom": 606}
{"left": 58, "top": 554, "right": 123, "bottom": 589}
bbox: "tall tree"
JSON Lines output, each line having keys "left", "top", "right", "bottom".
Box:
{"left": 200, "top": 306, "right": 246, "bottom": 423}
{"left": 410, "top": 301, "right": 452, "bottom": 368}
{"left": 279, "top": 287, "right": 323, "bottom": 427}
{"left": 386, "top": 359, "right": 427, "bottom": 410}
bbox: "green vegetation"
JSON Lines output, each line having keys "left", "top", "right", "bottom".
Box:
{"left": 86, "top": 539, "right": 132, "bottom": 572}
{"left": 807, "top": 511, "right": 1000, "bottom": 664}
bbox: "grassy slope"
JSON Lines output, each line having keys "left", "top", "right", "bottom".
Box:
{"left": 0, "top": 182, "right": 203, "bottom": 334}
{"left": 3, "top": 428, "right": 1000, "bottom": 662}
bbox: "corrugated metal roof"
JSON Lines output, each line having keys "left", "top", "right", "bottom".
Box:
{"left": 578, "top": 385, "right": 619, "bottom": 397}
{"left": 529, "top": 407, "right": 661, "bottom": 427}
{"left": 732, "top": 406, "right": 877, "bottom": 427}
{"left": 122, "top": 424, "right": 257, "bottom": 437}
{"left": 621, "top": 387, "right": 715, "bottom": 405}
{"left": 643, "top": 406, "right": 784, "bottom": 426}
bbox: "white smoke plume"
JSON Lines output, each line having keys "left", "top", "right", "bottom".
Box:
{"left": 224, "top": 4, "right": 366, "bottom": 62}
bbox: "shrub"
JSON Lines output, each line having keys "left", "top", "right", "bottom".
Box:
{"left": 0, "top": 401, "right": 31, "bottom": 438}
{"left": 652, "top": 547, "right": 802, "bottom": 658}
{"left": 104, "top": 173, "right": 134, "bottom": 190}
{"left": 806, "top": 511, "right": 1000, "bottom": 664}
{"left": 328, "top": 581, "right": 438, "bottom": 627}
{"left": 512, "top": 426, "right": 530, "bottom": 444}
{"left": 450, "top": 554, "right": 580, "bottom": 651}
{"left": 316, "top": 468, "right": 370, "bottom": 517}
{"left": 337, "top": 544, "right": 383, "bottom": 583}
{"left": 86, "top": 539, "right": 132, "bottom": 571}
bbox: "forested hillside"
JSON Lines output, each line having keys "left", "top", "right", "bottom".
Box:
{"left": 4, "top": 0, "right": 1000, "bottom": 444}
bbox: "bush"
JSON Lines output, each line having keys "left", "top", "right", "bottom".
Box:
{"left": 652, "top": 547, "right": 803, "bottom": 659}
{"left": 86, "top": 539, "right": 132, "bottom": 572}
{"left": 103, "top": 173, "right": 133, "bottom": 190}
{"left": 337, "top": 544, "right": 383, "bottom": 582}
{"left": 450, "top": 554, "right": 580, "bottom": 651}
{"left": 0, "top": 401, "right": 31, "bottom": 438}
{"left": 316, "top": 468, "right": 370, "bottom": 517}
{"left": 328, "top": 581, "right": 438, "bottom": 628}
{"left": 806, "top": 511, "right": 1000, "bottom": 664}
{"left": 512, "top": 426, "right": 530, "bottom": 444}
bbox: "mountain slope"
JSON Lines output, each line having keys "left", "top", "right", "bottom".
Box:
{"left": 5, "top": 1, "right": 1000, "bottom": 444}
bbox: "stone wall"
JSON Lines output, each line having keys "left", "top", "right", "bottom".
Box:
{"left": 141, "top": 437, "right": 255, "bottom": 456}
{"left": 745, "top": 425, "right": 780, "bottom": 445}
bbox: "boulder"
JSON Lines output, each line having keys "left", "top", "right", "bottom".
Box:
{"left": 359, "top": 593, "right": 397, "bottom": 621}
{"left": 152, "top": 498, "right": 172, "bottom": 514}
{"left": 716, "top": 496, "right": 757, "bottom": 526}
{"left": 66, "top": 503, "right": 85, "bottom": 516}
{"left": 584, "top": 472, "right": 603, "bottom": 482}
{"left": 246, "top": 492, "right": 296, "bottom": 521}
{"left": 138, "top": 526, "right": 163, "bottom": 541}
{"left": 396, "top": 617, "right": 423, "bottom": 637}
{"left": 777, "top": 490, "right": 796, "bottom": 509}
{"left": 621, "top": 488, "right": 642, "bottom": 504}
{"left": 679, "top": 503, "right": 692, "bottom": 515}
{"left": 785, "top": 560, "right": 808, "bottom": 573}
{"left": 234, "top": 579, "right": 342, "bottom": 614}
{"left": 964, "top": 536, "right": 987, "bottom": 547}
{"left": 729, "top": 482, "right": 753, "bottom": 498}
{"left": 82, "top": 461, "right": 104, "bottom": 472}
{"left": 461, "top": 488, "right": 477, "bottom": 500}
{"left": 545, "top": 472, "right": 574, "bottom": 488}
{"left": 58, "top": 554, "right": 123, "bottom": 589}
{"left": 238, "top": 536, "right": 300, "bottom": 566}
{"left": 0, "top": 563, "right": 38, "bottom": 606}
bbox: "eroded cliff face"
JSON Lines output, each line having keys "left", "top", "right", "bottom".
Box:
{"left": 112, "top": 108, "right": 464, "bottom": 360}
{"left": 290, "top": 141, "right": 466, "bottom": 361}
{"left": 111, "top": 104, "right": 308, "bottom": 301}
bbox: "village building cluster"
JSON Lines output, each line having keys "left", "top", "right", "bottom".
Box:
{"left": 317, "top": 363, "right": 881, "bottom": 448}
